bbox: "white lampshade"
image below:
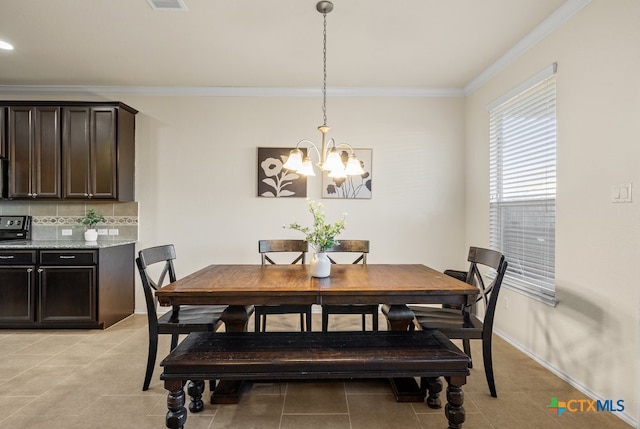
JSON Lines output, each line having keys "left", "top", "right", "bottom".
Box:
{"left": 297, "top": 157, "right": 316, "bottom": 176}
{"left": 282, "top": 149, "right": 304, "bottom": 171}
{"left": 322, "top": 148, "right": 344, "bottom": 172}
{"left": 344, "top": 154, "right": 365, "bottom": 175}
{"left": 328, "top": 164, "right": 347, "bottom": 178}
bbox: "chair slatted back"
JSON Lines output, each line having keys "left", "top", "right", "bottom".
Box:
{"left": 325, "top": 240, "right": 369, "bottom": 264}
{"left": 463, "top": 247, "right": 508, "bottom": 332}
{"left": 136, "top": 244, "right": 178, "bottom": 320}
{"left": 259, "top": 240, "right": 307, "bottom": 265}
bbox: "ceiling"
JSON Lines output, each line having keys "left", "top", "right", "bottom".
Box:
{"left": 0, "top": 0, "right": 580, "bottom": 92}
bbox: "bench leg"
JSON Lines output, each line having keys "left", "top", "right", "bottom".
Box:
{"left": 187, "top": 380, "right": 205, "bottom": 413}
{"left": 445, "top": 376, "right": 466, "bottom": 429}
{"left": 422, "top": 376, "right": 443, "bottom": 409}
{"left": 165, "top": 380, "right": 187, "bottom": 429}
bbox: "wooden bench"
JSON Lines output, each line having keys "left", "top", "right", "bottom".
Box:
{"left": 160, "top": 330, "right": 470, "bottom": 429}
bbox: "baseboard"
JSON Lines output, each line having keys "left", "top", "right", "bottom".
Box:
{"left": 494, "top": 329, "right": 637, "bottom": 428}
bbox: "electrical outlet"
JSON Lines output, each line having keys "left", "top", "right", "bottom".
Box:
{"left": 61, "top": 229, "right": 72, "bottom": 236}
{"left": 97, "top": 229, "right": 108, "bottom": 235}
{"left": 108, "top": 229, "right": 119, "bottom": 236}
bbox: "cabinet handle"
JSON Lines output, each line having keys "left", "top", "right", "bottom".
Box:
{"left": 27, "top": 193, "right": 32, "bottom": 197}
{"left": 27, "top": 268, "right": 33, "bottom": 273}
{"left": 32, "top": 193, "right": 38, "bottom": 198}
{"left": 37, "top": 268, "right": 43, "bottom": 273}
{"left": 88, "top": 193, "right": 94, "bottom": 198}
{"left": 59, "top": 255, "right": 76, "bottom": 259}
{"left": 0, "top": 255, "right": 15, "bottom": 259}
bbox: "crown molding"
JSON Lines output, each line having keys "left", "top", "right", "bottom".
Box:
{"left": 0, "top": 85, "right": 464, "bottom": 98}
{"left": 464, "top": 0, "right": 591, "bottom": 95}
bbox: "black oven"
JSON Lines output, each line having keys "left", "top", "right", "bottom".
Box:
{"left": 0, "top": 215, "right": 32, "bottom": 241}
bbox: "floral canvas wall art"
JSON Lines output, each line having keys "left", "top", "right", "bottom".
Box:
{"left": 257, "top": 147, "right": 307, "bottom": 197}
{"left": 322, "top": 148, "right": 372, "bottom": 199}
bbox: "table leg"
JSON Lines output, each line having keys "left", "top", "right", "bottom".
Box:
{"left": 211, "top": 305, "right": 251, "bottom": 404}
{"left": 220, "top": 305, "right": 251, "bottom": 332}
{"left": 383, "top": 305, "right": 425, "bottom": 402}
{"left": 384, "top": 304, "right": 415, "bottom": 331}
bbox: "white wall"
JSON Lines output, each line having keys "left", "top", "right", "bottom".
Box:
{"left": 117, "top": 94, "right": 466, "bottom": 313}
{"left": 464, "top": 0, "right": 640, "bottom": 424}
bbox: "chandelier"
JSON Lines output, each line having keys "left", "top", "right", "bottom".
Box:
{"left": 282, "top": 1, "right": 364, "bottom": 178}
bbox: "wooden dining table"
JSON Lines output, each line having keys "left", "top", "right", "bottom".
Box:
{"left": 155, "top": 263, "right": 478, "bottom": 404}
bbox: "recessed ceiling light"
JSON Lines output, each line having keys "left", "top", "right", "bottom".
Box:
{"left": 0, "top": 40, "right": 14, "bottom": 50}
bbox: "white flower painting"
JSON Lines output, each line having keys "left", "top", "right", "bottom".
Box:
{"left": 322, "top": 148, "right": 372, "bottom": 199}
{"left": 257, "top": 148, "right": 307, "bottom": 198}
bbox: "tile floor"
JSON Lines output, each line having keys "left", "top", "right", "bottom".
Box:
{"left": 0, "top": 312, "right": 632, "bottom": 429}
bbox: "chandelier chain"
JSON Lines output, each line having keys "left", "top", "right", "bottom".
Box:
{"left": 322, "top": 11, "right": 328, "bottom": 126}
{"left": 281, "top": 2, "right": 365, "bottom": 179}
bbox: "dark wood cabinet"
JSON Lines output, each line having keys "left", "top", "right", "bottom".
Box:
{"left": 62, "top": 105, "right": 136, "bottom": 201}
{"left": 39, "top": 265, "right": 97, "bottom": 324}
{"left": 38, "top": 250, "right": 97, "bottom": 325}
{"left": 0, "top": 244, "right": 134, "bottom": 329}
{"left": 7, "top": 106, "right": 61, "bottom": 199}
{"left": 1, "top": 101, "right": 136, "bottom": 201}
{"left": 62, "top": 106, "right": 132, "bottom": 199}
{"left": 0, "top": 251, "right": 37, "bottom": 324}
{"left": 0, "top": 107, "right": 5, "bottom": 159}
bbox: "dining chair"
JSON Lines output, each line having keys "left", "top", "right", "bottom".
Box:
{"left": 136, "top": 244, "right": 228, "bottom": 391}
{"left": 255, "top": 239, "right": 312, "bottom": 332}
{"left": 321, "top": 240, "right": 379, "bottom": 331}
{"left": 409, "top": 246, "right": 508, "bottom": 397}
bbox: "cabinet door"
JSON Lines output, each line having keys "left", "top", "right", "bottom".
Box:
{"left": 62, "top": 107, "right": 91, "bottom": 199}
{"left": 34, "top": 107, "right": 61, "bottom": 198}
{"left": 91, "top": 107, "right": 117, "bottom": 199}
{"left": 0, "top": 266, "right": 36, "bottom": 324}
{"left": 0, "top": 106, "right": 6, "bottom": 159}
{"left": 7, "top": 106, "right": 60, "bottom": 199}
{"left": 38, "top": 266, "right": 97, "bottom": 324}
{"left": 62, "top": 106, "right": 117, "bottom": 199}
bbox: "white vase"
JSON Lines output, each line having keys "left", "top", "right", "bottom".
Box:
{"left": 310, "top": 251, "right": 331, "bottom": 278}
{"left": 84, "top": 229, "right": 98, "bottom": 242}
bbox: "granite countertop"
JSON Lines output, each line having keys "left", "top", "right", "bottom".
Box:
{"left": 0, "top": 239, "right": 136, "bottom": 249}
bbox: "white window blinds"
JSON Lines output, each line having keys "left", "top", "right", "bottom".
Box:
{"left": 488, "top": 64, "right": 557, "bottom": 305}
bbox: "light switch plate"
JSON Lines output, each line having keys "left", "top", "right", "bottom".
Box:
{"left": 611, "top": 183, "right": 632, "bottom": 203}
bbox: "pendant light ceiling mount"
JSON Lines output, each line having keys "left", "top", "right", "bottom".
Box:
{"left": 316, "top": 1, "right": 333, "bottom": 14}
{"left": 282, "top": 1, "right": 364, "bottom": 178}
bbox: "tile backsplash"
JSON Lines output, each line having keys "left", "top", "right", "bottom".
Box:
{"left": 0, "top": 201, "right": 138, "bottom": 241}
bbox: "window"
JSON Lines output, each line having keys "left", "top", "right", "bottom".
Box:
{"left": 488, "top": 64, "right": 557, "bottom": 305}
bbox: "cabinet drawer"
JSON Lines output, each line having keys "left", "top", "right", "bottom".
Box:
{"left": 39, "top": 250, "right": 97, "bottom": 265}
{"left": 0, "top": 250, "right": 37, "bottom": 265}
